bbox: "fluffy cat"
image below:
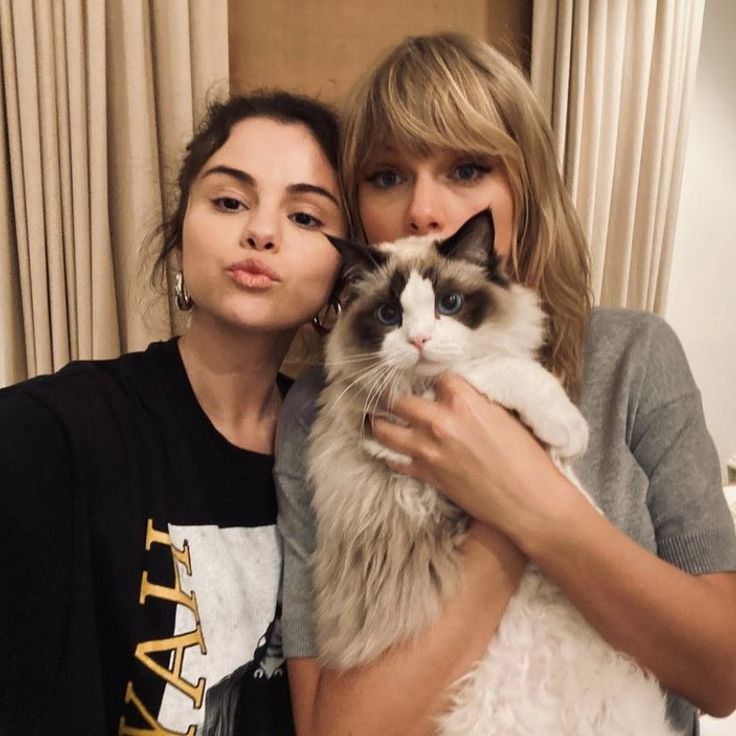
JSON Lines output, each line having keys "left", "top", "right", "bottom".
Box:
{"left": 307, "top": 211, "right": 676, "bottom": 735}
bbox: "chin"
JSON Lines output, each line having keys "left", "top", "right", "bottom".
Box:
{"left": 411, "top": 358, "right": 449, "bottom": 380}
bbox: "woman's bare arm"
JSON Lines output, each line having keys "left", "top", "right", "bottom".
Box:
{"left": 288, "top": 522, "right": 525, "bottom": 736}
{"left": 373, "top": 373, "right": 736, "bottom": 717}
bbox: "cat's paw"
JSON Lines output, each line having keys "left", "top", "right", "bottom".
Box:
{"left": 531, "top": 405, "right": 588, "bottom": 459}
{"left": 361, "top": 437, "right": 412, "bottom": 466}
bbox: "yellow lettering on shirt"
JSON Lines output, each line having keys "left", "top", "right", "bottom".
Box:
{"left": 134, "top": 626, "right": 206, "bottom": 707}
{"left": 140, "top": 519, "right": 202, "bottom": 620}
{"left": 118, "top": 681, "right": 195, "bottom": 736}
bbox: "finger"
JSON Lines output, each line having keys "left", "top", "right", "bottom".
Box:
{"left": 386, "top": 456, "right": 426, "bottom": 482}
{"left": 372, "top": 416, "right": 422, "bottom": 457}
{"left": 389, "top": 392, "right": 445, "bottom": 426}
{"left": 434, "top": 372, "right": 483, "bottom": 405}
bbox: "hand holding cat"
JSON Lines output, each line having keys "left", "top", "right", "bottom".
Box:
{"left": 372, "top": 372, "right": 579, "bottom": 549}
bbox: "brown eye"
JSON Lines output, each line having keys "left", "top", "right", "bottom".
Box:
{"left": 213, "top": 197, "right": 245, "bottom": 212}
{"left": 436, "top": 293, "right": 463, "bottom": 315}
{"left": 290, "top": 211, "right": 323, "bottom": 229}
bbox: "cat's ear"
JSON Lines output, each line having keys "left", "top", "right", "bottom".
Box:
{"left": 436, "top": 210, "right": 506, "bottom": 284}
{"left": 436, "top": 210, "right": 496, "bottom": 265}
{"left": 325, "top": 235, "right": 388, "bottom": 281}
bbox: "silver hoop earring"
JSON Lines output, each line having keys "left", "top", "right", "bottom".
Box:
{"left": 311, "top": 300, "right": 342, "bottom": 334}
{"left": 174, "top": 271, "right": 193, "bottom": 311}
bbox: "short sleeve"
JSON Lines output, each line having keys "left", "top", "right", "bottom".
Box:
{"left": 274, "top": 367, "right": 325, "bottom": 658}
{"left": 630, "top": 318, "right": 736, "bottom": 574}
{"left": 0, "top": 389, "right": 76, "bottom": 728}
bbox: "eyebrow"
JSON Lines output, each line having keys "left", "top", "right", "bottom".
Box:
{"left": 201, "top": 165, "right": 340, "bottom": 207}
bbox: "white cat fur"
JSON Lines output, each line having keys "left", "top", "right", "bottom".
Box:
{"left": 307, "top": 228, "right": 676, "bottom": 735}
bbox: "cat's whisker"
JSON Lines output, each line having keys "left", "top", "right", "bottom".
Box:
{"left": 322, "top": 352, "right": 384, "bottom": 367}
{"left": 361, "top": 364, "right": 396, "bottom": 426}
{"left": 385, "top": 367, "right": 405, "bottom": 410}
{"left": 325, "top": 363, "right": 387, "bottom": 415}
{"left": 361, "top": 365, "right": 401, "bottom": 442}
{"left": 330, "top": 369, "right": 386, "bottom": 412}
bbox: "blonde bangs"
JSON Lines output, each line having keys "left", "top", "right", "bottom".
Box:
{"left": 342, "top": 36, "right": 523, "bottom": 229}
{"left": 370, "top": 61, "right": 516, "bottom": 162}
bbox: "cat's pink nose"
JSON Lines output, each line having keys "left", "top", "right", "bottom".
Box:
{"left": 409, "top": 335, "right": 430, "bottom": 351}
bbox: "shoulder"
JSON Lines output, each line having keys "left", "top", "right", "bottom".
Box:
{"left": 275, "top": 366, "right": 326, "bottom": 450}
{"left": 579, "top": 308, "right": 704, "bottom": 457}
{"left": 584, "top": 307, "right": 683, "bottom": 359}
{"left": 0, "top": 341, "right": 175, "bottom": 436}
{"left": 582, "top": 308, "right": 695, "bottom": 407}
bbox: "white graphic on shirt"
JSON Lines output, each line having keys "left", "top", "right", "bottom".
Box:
{"left": 155, "top": 523, "right": 281, "bottom": 732}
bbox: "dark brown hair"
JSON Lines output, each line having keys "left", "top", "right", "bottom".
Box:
{"left": 151, "top": 90, "right": 341, "bottom": 286}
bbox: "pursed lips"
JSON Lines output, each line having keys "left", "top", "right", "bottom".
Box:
{"left": 227, "top": 258, "right": 281, "bottom": 282}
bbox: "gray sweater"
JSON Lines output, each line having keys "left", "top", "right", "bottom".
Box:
{"left": 275, "top": 308, "right": 736, "bottom": 735}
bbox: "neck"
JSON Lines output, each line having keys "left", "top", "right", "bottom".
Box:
{"left": 178, "top": 311, "right": 295, "bottom": 451}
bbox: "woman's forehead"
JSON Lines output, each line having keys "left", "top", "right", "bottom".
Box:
{"left": 201, "top": 118, "right": 339, "bottom": 190}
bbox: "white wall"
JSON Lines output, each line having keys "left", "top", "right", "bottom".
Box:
{"left": 666, "top": 0, "right": 736, "bottom": 483}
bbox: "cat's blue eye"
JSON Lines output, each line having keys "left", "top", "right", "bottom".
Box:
{"left": 366, "top": 169, "right": 403, "bottom": 189}
{"left": 436, "top": 293, "right": 463, "bottom": 315}
{"left": 375, "top": 303, "right": 401, "bottom": 326}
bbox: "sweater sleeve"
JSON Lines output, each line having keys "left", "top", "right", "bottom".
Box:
{"left": 629, "top": 318, "right": 736, "bottom": 574}
{"left": 274, "top": 368, "right": 325, "bottom": 658}
{"left": 0, "top": 388, "right": 77, "bottom": 730}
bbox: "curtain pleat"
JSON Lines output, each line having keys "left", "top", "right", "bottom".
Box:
{"left": 106, "top": 0, "right": 228, "bottom": 350}
{"left": 531, "top": 0, "right": 705, "bottom": 312}
{"left": 0, "top": 0, "right": 229, "bottom": 386}
{"left": 0, "top": 14, "right": 26, "bottom": 385}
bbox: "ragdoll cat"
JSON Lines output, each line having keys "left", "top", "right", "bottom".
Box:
{"left": 307, "top": 211, "right": 676, "bottom": 736}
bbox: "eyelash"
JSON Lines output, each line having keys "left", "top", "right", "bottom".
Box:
{"left": 365, "top": 170, "right": 403, "bottom": 189}
{"left": 290, "top": 211, "right": 324, "bottom": 230}
{"left": 452, "top": 162, "right": 492, "bottom": 183}
{"left": 364, "top": 161, "right": 492, "bottom": 189}
{"left": 211, "top": 199, "right": 324, "bottom": 230}
{"left": 212, "top": 196, "right": 247, "bottom": 213}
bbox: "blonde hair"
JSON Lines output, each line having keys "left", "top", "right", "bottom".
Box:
{"left": 341, "top": 33, "right": 592, "bottom": 397}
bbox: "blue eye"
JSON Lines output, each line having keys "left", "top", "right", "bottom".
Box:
{"left": 366, "top": 170, "right": 402, "bottom": 189}
{"left": 453, "top": 162, "right": 491, "bottom": 183}
{"left": 375, "top": 303, "right": 401, "bottom": 326}
{"left": 436, "top": 293, "right": 463, "bottom": 315}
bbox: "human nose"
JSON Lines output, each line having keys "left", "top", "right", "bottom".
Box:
{"left": 241, "top": 209, "right": 278, "bottom": 251}
{"left": 407, "top": 174, "right": 444, "bottom": 236}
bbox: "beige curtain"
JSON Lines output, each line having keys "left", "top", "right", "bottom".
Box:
{"left": 531, "top": 0, "right": 705, "bottom": 312}
{"left": 0, "top": 0, "right": 228, "bottom": 387}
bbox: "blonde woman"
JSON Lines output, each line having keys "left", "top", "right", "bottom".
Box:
{"left": 275, "top": 34, "right": 736, "bottom": 735}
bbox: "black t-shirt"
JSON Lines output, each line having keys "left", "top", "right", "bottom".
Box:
{"left": 0, "top": 340, "right": 294, "bottom": 735}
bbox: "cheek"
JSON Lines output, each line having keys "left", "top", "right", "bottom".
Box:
{"left": 180, "top": 206, "right": 220, "bottom": 276}
{"left": 487, "top": 180, "right": 516, "bottom": 258}
{"left": 382, "top": 329, "right": 417, "bottom": 368}
{"left": 358, "top": 189, "right": 402, "bottom": 245}
{"left": 438, "top": 318, "right": 469, "bottom": 348}
{"left": 301, "top": 247, "right": 342, "bottom": 301}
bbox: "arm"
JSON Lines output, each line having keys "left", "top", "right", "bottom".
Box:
{"left": 288, "top": 523, "right": 523, "bottom": 736}
{"left": 274, "top": 371, "right": 525, "bottom": 736}
{"left": 0, "top": 390, "right": 75, "bottom": 732}
{"left": 373, "top": 328, "right": 736, "bottom": 717}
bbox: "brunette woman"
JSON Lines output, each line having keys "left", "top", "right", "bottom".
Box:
{"left": 0, "top": 91, "right": 346, "bottom": 735}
